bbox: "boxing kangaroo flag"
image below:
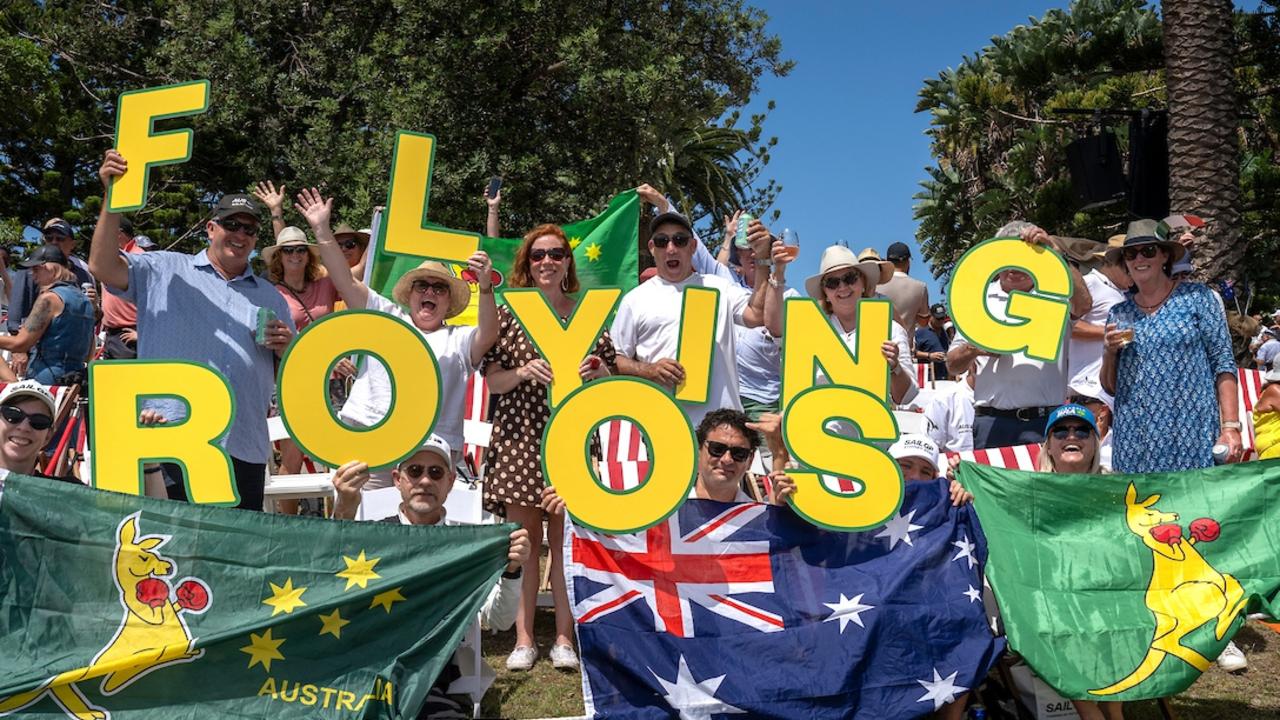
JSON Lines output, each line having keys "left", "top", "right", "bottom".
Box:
{"left": 368, "top": 190, "right": 640, "bottom": 326}
{"left": 961, "top": 460, "right": 1280, "bottom": 701}
{"left": 0, "top": 474, "right": 510, "bottom": 719}
{"left": 566, "top": 479, "right": 1004, "bottom": 718}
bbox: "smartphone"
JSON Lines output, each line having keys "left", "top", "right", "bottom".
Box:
{"left": 487, "top": 175, "right": 503, "bottom": 199}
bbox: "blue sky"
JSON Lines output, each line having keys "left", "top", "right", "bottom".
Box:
{"left": 745, "top": 2, "right": 1074, "bottom": 301}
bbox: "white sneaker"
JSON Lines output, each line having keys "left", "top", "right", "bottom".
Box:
{"left": 550, "top": 643, "right": 580, "bottom": 671}
{"left": 1217, "top": 640, "right": 1247, "bottom": 672}
{"left": 506, "top": 646, "right": 538, "bottom": 672}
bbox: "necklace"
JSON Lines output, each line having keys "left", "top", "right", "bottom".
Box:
{"left": 1134, "top": 280, "right": 1176, "bottom": 310}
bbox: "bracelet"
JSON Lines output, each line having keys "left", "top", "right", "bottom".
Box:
{"left": 144, "top": 467, "right": 162, "bottom": 475}
{"left": 767, "top": 276, "right": 784, "bottom": 289}
{"left": 754, "top": 259, "right": 772, "bottom": 267}
{"left": 501, "top": 567, "right": 523, "bottom": 580}
{"left": 1221, "top": 421, "right": 1242, "bottom": 431}
{"left": 478, "top": 285, "right": 494, "bottom": 295}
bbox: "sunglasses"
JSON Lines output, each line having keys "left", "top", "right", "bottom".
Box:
{"left": 1050, "top": 424, "right": 1092, "bottom": 440}
{"left": 411, "top": 280, "right": 451, "bottom": 296}
{"left": 216, "top": 218, "right": 260, "bottom": 237}
{"left": 337, "top": 238, "right": 364, "bottom": 251}
{"left": 530, "top": 247, "right": 569, "bottom": 262}
{"left": 651, "top": 233, "right": 692, "bottom": 249}
{"left": 822, "top": 271, "right": 863, "bottom": 291}
{"left": 279, "top": 246, "right": 311, "bottom": 256}
{"left": 704, "top": 440, "right": 752, "bottom": 463}
{"left": 1068, "top": 395, "right": 1103, "bottom": 407}
{"left": 0, "top": 405, "right": 53, "bottom": 430}
{"left": 400, "top": 463, "right": 448, "bottom": 481}
{"left": 1122, "top": 245, "right": 1161, "bottom": 262}
{"left": 42, "top": 234, "right": 69, "bottom": 243}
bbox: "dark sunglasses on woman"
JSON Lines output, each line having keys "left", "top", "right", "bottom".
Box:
{"left": 1050, "top": 423, "right": 1092, "bottom": 440}
{"left": 280, "top": 246, "right": 310, "bottom": 256}
{"left": 1122, "top": 245, "right": 1161, "bottom": 262}
{"left": 337, "top": 238, "right": 364, "bottom": 251}
{"left": 530, "top": 247, "right": 569, "bottom": 262}
{"left": 822, "top": 271, "right": 862, "bottom": 290}
{"left": 0, "top": 405, "right": 54, "bottom": 430}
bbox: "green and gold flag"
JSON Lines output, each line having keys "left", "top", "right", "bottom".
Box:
{"left": 0, "top": 475, "right": 510, "bottom": 718}
{"left": 368, "top": 191, "right": 640, "bottom": 325}
{"left": 961, "top": 460, "right": 1280, "bottom": 701}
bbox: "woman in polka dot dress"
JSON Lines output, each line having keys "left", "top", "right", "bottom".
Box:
{"left": 482, "top": 223, "right": 615, "bottom": 672}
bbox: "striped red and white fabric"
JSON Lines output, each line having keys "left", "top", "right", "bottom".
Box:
{"left": 463, "top": 373, "right": 492, "bottom": 472}
{"left": 916, "top": 363, "right": 928, "bottom": 388}
{"left": 947, "top": 444, "right": 1042, "bottom": 471}
{"left": 597, "top": 420, "right": 651, "bottom": 491}
{"left": 1238, "top": 368, "right": 1263, "bottom": 460}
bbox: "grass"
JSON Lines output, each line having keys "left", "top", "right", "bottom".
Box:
{"left": 476, "top": 616, "right": 1280, "bottom": 719}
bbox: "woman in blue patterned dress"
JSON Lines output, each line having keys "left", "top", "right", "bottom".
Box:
{"left": 1100, "top": 219, "right": 1243, "bottom": 472}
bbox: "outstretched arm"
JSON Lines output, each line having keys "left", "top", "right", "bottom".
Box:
{"left": 89, "top": 151, "right": 131, "bottom": 291}
{"left": 297, "top": 188, "right": 371, "bottom": 310}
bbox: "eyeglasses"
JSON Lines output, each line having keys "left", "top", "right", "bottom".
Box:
{"left": 651, "top": 233, "right": 693, "bottom": 249}
{"left": 1050, "top": 423, "right": 1092, "bottom": 440}
{"left": 400, "top": 463, "right": 448, "bottom": 481}
{"left": 822, "top": 271, "right": 863, "bottom": 290}
{"left": 530, "top": 247, "right": 569, "bottom": 262}
{"left": 279, "top": 246, "right": 310, "bottom": 256}
{"left": 704, "top": 440, "right": 752, "bottom": 463}
{"left": 411, "top": 280, "right": 451, "bottom": 296}
{"left": 1122, "top": 245, "right": 1161, "bottom": 262}
{"left": 216, "top": 219, "right": 260, "bottom": 237}
{"left": 42, "top": 234, "right": 69, "bottom": 244}
{"left": 0, "top": 405, "right": 53, "bottom": 430}
{"left": 337, "top": 238, "right": 364, "bottom": 251}
{"left": 1068, "top": 395, "right": 1103, "bottom": 407}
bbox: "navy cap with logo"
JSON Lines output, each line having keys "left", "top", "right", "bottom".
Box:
{"left": 886, "top": 242, "right": 911, "bottom": 261}
{"left": 930, "top": 303, "right": 948, "bottom": 320}
{"left": 649, "top": 211, "right": 693, "bottom": 236}
{"left": 20, "top": 244, "right": 69, "bottom": 268}
{"left": 212, "top": 194, "right": 263, "bottom": 221}
{"left": 42, "top": 218, "right": 74, "bottom": 238}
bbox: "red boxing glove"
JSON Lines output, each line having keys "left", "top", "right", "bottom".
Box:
{"left": 1190, "top": 518, "right": 1221, "bottom": 543}
{"left": 135, "top": 577, "right": 170, "bottom": 608}
{"left": 1150, "top": 524, "right": 1183, "bottom": 546}
{"left": 175, "top": 580, "right": 209, "bottom": 612}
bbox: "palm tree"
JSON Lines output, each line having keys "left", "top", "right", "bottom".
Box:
{"left": 1163, "top": 0, "right": 1244, "bottom": 283}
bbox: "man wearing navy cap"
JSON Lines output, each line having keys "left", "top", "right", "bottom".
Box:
{"left": 879, "top": 241, "right": 930, "bottom": 352}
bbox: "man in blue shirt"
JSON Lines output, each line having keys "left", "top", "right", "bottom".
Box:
{"left": 89, "top": 150, "right": 295, "bottom": 511}
{"left": 915, "top": 303, "right": 951, "bottom": 381}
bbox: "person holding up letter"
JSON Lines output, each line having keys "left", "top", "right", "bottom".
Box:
{"left": 946, "top": 221, "right": 1092, "bottom": 450}
{"left": 328, "top": 433, "right": 531, "bottom": 719}
{"left": 296, "top": 187, "right": 498, "bottom": 480}
{"left": 1101, "top": 219, "right": 1241, "bottom": 472}
{"left": 89, "top": 150, "right": 296, "bottom": 511}
{"left": 611, "top": 211, "right": 787, "bottom": 430}
{"left": 481, "top": 222, "right": 614, "bottom": 672}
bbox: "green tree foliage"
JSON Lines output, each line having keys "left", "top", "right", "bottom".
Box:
{"left": 913, "top": 0, "right": 1280, "bottom": 302}
{"left": 0, "top": 0, "right": 789, "bottom": 252}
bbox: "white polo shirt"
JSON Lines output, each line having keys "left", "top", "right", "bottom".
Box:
{"left": 923, "top": 380, "right": 975, "bottom": 453}
{"left": 612, "top": 273, "right": 752, "bottom": 430}
{"left": 1067, "top": 269, "right": 1126, "bottom": 389}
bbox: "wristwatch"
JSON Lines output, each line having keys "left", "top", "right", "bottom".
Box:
{"left": 754, "top": 259, "right": 772, "bottom": 267}
{"left": 1221, "top": 421, "right": 1242, "bottom": 431}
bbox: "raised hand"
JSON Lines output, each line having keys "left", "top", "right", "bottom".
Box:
{"left": 293, "top": 187, "right": 333, "bottom": 231}
{"left": 99, "top": 150, "right": 128, "bottom": 191}
{"left": 635, "top": 184, "right": 669, "bottom": 213}
{"left": 467, "top": 251, "right": 494, "bottom": 290}
{"left": 880, "top": 341, "right": 900, "bottom": 371}
{"left": 254, "top": 181, "right": 287, "bottom": 215}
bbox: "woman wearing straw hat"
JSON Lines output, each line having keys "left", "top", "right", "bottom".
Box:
{"left": 1101, "top": 219, "right": 1242, "bottom": 472}
{"left": 295, "top": 188, "right": 499, "bottom": 487}
{"left": 804, "top": 245, "right": 917, "bottom": 412}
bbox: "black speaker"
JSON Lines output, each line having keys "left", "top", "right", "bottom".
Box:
{"left": 1065, "top": 130, "right": 1128, "bottom": 210}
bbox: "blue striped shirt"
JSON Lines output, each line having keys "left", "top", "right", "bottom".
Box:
{"left": 108, "top": 249, "right": 293, "bottom": 463}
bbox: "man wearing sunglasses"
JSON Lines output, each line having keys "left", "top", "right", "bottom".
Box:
{"left": 0, "top": 380, "right": 65, "bottom": 482}
{"left": 329, "top": 433, "right": 531, "bottom": 717}
{"left": 612, "top": 211, "right": 788, "bottom": 431}
{"left": 946, "top": 221, "right": 1093, "bottom": 450}
{"left": 90, "top": 150, "right": 295, "bottom": 511}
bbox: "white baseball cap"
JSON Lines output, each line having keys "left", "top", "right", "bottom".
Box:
{"left": 0, "top": 380, "right": 56, "bottom": 416}
{"left": 400, "top": 433, "right": 453, "bottom": 466}
{"left": 888, "top": 434, "right": 940, "bottom": 472}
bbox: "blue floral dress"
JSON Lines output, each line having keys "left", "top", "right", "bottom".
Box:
{"left": 1107, "top": 282, "right": 1236, "bottom": 472}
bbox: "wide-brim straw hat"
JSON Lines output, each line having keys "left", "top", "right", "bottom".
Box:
{"left": 391, "top": 261, "right": 470, "bottom": 318}
{"left": 804, "top": 246, "right": 893, "bottom": 300}
{"left": 259, "top": 226, "right": 316, "bottom": 266}
{"left": 1103, "top": 219, "right": 1187, "bottom": 265}
{"left": 334, "top": 223, "right": 370, "bottom": 243}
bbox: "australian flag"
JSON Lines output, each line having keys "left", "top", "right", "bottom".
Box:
{"left": 566, "top": 479, "right": 1005, "bottom": 719}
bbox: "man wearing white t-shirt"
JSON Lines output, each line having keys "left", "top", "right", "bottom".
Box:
{"left": 946, "top": 223, "right": 1092, "bottom": 449}
{"left": 612, "top": 212, "right": 786, "bottom": 430}
{"left": 924, "top": 368, "right": 975, "bottom": 453}
{"left": 1067, "top": 250, "right": 1129, "bottom": 391}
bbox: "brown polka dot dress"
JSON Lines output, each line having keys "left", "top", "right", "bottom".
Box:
{"left": 481, "top": 304, "right": 617, "bottom": 513}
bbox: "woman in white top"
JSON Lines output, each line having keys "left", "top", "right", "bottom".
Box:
{"left": 295, "top": 188, "right": 499, "bottom": 486}
{"left": 804, "top": 245, "right": 916, "bottom": 406}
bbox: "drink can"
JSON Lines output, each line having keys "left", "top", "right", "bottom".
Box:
{"left": 81, "top": 282, "right": 94, "bottom": 296}
{"left": 1212, "top": 444, "right": 1229, "bottom": 464}
{"left": 255, "top": 307, "right": 277, "bottom": 345}
{"left": 734, "top": 212, "right": 754, "bottom": 249}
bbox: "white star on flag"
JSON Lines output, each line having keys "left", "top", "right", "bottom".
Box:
{"left": 963, "top": 584, "right": 981, "bottom": 604}
{"left": 916, "top": 668, "right": 969, "bottom": 710}
{"left": 650, "top": 655, "right": 747, "bottom": 720}
{"left": 952, "top": 536, "right": 977, "bottom": 569}
{"left": 874, "top": 509, "right": 923, "bottom": 550}
{"left": 823, "top": 593, "right": 874, "bottom": 633}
